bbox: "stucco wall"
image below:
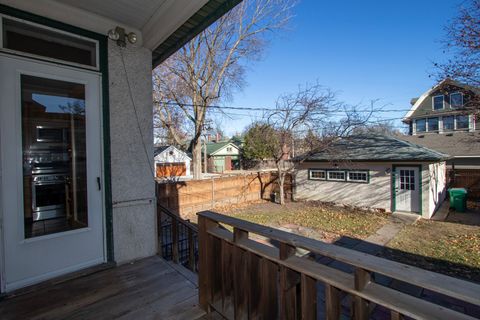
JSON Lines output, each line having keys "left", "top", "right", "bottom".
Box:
{"left": 108, "top": 42, "right": 157, "bottom": 264}
{"left": 427, "top": 162, "right": 447, "bottom": 219}
{"left": 295, "top": 162, "right": 392, "bottom": 211}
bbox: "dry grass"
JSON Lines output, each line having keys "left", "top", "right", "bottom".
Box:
{"left": 215, "top": 201, "right": 390, "bottom": 239}
{"left": 385, "top": 217, "right": 480, "bottom": 282}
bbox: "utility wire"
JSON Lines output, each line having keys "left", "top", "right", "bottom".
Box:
{"left": 119, "top": 46, "right": 156, "bottom": 178}
{"left": 159, "top": 101, "right": 411, "bottom": 113}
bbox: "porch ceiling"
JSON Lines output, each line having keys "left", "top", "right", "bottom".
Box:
{"left": 56, "top": 0, "right": 170, "bottom": 31}
{"left": 0, "top": 0, "right": 241, "bottom": 67}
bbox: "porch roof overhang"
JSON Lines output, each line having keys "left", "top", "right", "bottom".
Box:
{"left": 0, "top": 0, "right": 241, "bottom": 68}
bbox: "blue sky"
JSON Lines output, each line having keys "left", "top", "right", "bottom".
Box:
{"left": 218, "top": 0, "right": 462, "bottom": 136}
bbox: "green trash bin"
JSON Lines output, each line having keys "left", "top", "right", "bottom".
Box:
{"left": 448, "top": 188, "right": 468, "bottom": 212}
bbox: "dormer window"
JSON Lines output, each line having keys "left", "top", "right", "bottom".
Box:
{"left": 450, "top": 92, "right": 463, "bottom": 108}
{"left": 432, "top": 95, "right": 444, "bottom": 110}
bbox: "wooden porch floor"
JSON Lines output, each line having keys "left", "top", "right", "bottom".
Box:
{"left": 0, "top": 256, "right": 206, "bottom": 320}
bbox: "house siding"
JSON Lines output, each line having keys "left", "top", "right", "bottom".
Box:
{"left": 427, "top": 162, "right": 447, "bottom": 219}
{"left": 410, "top": 85, "right": 471, "bottom": 119}
{"left": 213, "top": 145, "right": 240, "bottom": 156}
{"left": 296, "top": 161, "right": 443, "bottom": 218}
{"left": 295, "top": 162, "right": 392, "bottom": 212}
{"left": 108, "top": 42, "right": 157, "bottom": 264}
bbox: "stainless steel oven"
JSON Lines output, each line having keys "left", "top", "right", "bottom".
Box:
{"left": 31, "top": 174, "right": 68, "bottom": 221}
{"left": 35, "top": 125, "right": 69, "bottom": 144}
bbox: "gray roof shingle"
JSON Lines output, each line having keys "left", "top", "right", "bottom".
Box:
{"left": 399, "top": 132, "right": 480, "bottom": 157}
{"left": 305, "top": 134, "right": 450, "bottom": 162}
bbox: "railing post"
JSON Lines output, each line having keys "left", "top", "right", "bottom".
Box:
{"left": 157, "top": 205, "right": 163, "bottom": 257}
{"left": 233, "top": 227, "right": 249, "bottom": 320}
{"left": 301, "top": 274, "right": 317, "bottom": 320}
{"left": 325, "top": 284, "right": 340, "bottom": 320}
{"left": 172, "top": 217, "right": 179, "bottom": 264}
{"left": 198, "top": 214, "right": 218, "bottom": 312}
{"left": 390, "top": 310, "right": 403, "bottom": 320}
{"left": 352, "top": 268, "right": 371, "bottom": 320}
{"left": 188, "top": 228, "right": 195, "bottom": 271}
{"left": 279, "top": 243, "right": 300, "bottom": 320}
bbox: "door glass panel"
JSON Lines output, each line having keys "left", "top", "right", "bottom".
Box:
{"left": 22, "top": 75, "right": 88, "bottom": 238}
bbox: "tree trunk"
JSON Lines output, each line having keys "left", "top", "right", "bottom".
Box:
{"left": 278, "top": 173, "right": 285, "bottom": 205}
{"left": 192, "top": 139, "right": 203, "bottom": 180}
{"left": 276, "top": 160, "right": 286, "bottom": 205}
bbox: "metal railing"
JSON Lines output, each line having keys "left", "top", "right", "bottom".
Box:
{"left": 157, "top": 204, "right": 198, "bottom": 272}
{"left": 198, "top": 210, "right": 480, "bottom": 320}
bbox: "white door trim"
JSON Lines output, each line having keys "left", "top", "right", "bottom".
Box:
{"left": 394, "top": 166, "right": 421, "bottom": 214}
{"left": 0, "top": 54, "right": 106, "bottom": 292}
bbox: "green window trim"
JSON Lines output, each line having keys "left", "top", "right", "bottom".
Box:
{"left": 308, "top": 168, "right": 370, "bottom": 184}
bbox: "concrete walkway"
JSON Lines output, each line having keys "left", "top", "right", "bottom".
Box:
{"left": 363, "top": 212, "right": 419, "bottom": 248}
{"left": 431, "top": 199, "right": 450, "bottom": 221}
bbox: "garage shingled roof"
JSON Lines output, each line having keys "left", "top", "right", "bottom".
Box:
{"left": 304, "top": 134, "right": 450, "bottom": 162}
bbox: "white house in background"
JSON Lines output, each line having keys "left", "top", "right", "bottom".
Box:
{"left": 295, "top": 134, "right": 451, "bottom": 219}
{"left": 154, "top": 145, "right": 191, "bottom": 177}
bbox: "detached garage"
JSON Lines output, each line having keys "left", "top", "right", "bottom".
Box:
{"left": 154, "top": 145, "right": 191, "bottom": 178}
{"left": 295, "top": 134, "right": 451, "bottom": 219}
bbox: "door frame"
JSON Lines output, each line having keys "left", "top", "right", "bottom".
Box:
{"left": 391, "top": 164, "right": 422, "bottom": 214}
{"left": 0, "top": 4, "right": 113, "bottom": 292}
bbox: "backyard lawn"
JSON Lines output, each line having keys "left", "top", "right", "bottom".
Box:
{"left": 215, "top": 201, "right": 390, "bottom": 240}
{"left": 212, "top": 200, "right": 480, "bottom": 283}
{"left": 384, "top": 212, "right": 480, "bottom": 283}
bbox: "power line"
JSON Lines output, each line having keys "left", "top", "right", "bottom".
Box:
{"left": 159, "top": 101, "right": 411, "bottom": 114}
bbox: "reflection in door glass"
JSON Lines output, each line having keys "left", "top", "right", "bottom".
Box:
{"left": 21, "top": 75, "right": 88, "bottom": 238}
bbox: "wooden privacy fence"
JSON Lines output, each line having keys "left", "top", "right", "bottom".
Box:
{"left": 156, "top": 172, "right": 293, "bottom": 217}
{"left": 198, "top": 211, "right": 480, "bottom": 320}
{"left": 448, "top": 169, "right": 480, "bottom": 199}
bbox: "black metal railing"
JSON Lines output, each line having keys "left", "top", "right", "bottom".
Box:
{"left": 158, "top": 204, "right": 198, "bottom": 272}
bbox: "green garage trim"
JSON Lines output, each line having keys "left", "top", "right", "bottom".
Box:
{"left": 391, "top": 164, "right": 423, "bottom": 215}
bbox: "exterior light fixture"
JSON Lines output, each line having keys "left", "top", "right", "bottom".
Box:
{"left": 127, "top": 32, "right": 137, "bottom": 44}
{"left": 107, "top": 27, "right": 138, "bottom": 47}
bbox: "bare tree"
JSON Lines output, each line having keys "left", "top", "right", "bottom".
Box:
{"left": 244, "top": 84, "right": 372, "bottom": 205}
{"left": 352, "top": 121, "right": 403, "bottom": 136}
{"left": 435, "top": 0, "right": 480, "bottom": 86}
{"left": 153, "top": 0, "right": 295, "bottom": 179}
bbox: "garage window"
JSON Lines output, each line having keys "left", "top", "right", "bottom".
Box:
{"left": 327, "top": 171, "right": 346, "bottom": 181}
{"left": 347, "top": 171, "right": 369, "bottom": 183}
{"left": 309, "top": 169, "right": 326, "bottom": 180}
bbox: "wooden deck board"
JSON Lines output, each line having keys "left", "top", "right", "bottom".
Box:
{"left": 0, "top": 256, "right": 204, "bottom": 320}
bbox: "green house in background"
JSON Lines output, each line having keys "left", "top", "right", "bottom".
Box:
{"left": 205, "top": 141, "right": 241, "bottom": 172}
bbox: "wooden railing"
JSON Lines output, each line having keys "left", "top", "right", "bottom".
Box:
{"left": 157, "top": 204, "right": 198, "bottom": 272}
{"left": 198, "top": 211, "right": 480, "bottom": 320}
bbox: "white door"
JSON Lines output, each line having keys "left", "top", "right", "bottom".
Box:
{"left": 0, "top": 54, "right": 105, "bottom": 292}
{"left": 395, "top": 167, "right": 420, "bottom": 213}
